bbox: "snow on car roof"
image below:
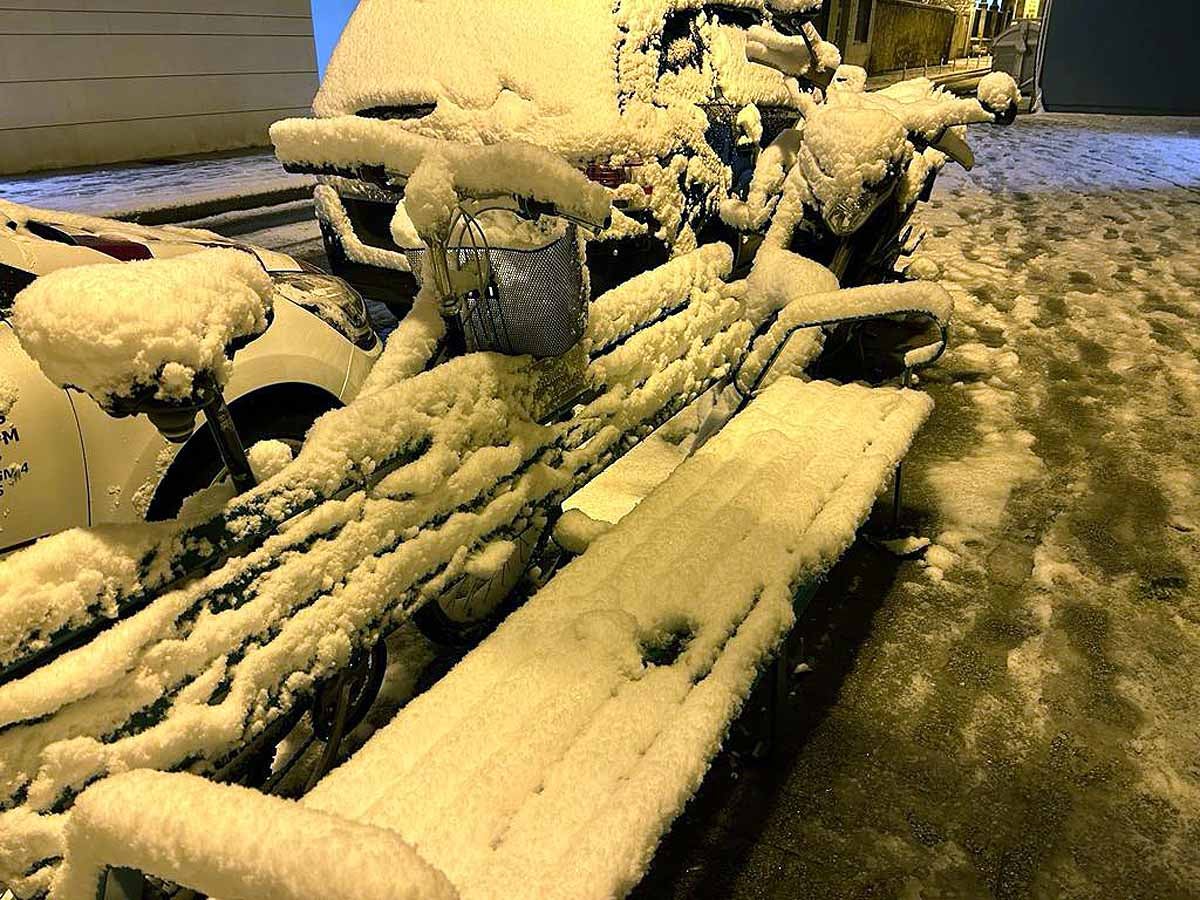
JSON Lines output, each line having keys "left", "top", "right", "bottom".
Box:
{"left": 308, "top": 0, "right": 803, "bottom": 162}
{"left": 313, "top": 0, "right": 623, "bottom": 120}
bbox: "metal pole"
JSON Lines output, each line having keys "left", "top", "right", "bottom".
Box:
{"left": 201, "top": 385, "right": 256, "bottom": 494}
{"left": 892, "top": 461, "right": 904, "bottom": 531}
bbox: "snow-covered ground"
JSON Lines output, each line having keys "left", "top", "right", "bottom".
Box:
{"left": 638, "top": 112, "right": 1200, "bottom": 898}
{"left": 0, "top": 150, "right": 310, "bottom": 219}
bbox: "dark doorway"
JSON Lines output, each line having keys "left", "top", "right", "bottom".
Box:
{"left": 1040, "top": 0, "right": 1200, "bottom": 115}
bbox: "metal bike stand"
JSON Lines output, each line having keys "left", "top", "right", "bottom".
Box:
{"left": 101, "top": 867, "right": 144, "bottom": 900}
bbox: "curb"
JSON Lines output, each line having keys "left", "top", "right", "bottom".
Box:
{"left": 177, "top": 197, "right": 315, "bottom": 236}
{"left": 109, "top": 184, "right": 314, "bottom": 227}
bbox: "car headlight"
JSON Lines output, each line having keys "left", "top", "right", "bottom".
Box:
{"left": 270, "top": 271, "right": 376, "bottom": 350}
{"left": 821, "top": 171, "right": 901, "bottom": 237}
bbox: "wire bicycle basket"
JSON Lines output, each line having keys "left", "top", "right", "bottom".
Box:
{"left": 405, "top": 212, "right": 587, "bottom": 359}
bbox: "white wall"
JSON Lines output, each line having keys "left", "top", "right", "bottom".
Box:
{"left": 0, "top": 1, "right": 319, "bottom": 174}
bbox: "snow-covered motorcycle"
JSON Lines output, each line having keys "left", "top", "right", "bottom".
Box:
{"left": 715, "top": 31, "right": 1019, "bottom": 379}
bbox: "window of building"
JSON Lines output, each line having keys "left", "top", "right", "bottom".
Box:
{"left": 854, "top": 0, "right": 873, "bottom": 43}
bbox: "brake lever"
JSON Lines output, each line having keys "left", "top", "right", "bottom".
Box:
{"left": 519, "top": 196, "right": 612, "bottom": 232}
{"left": 927, "top": 127, "right": 975, "bottom": 170}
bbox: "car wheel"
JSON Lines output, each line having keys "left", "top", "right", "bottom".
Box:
{"left": 146, "top": 407, "right": 327, "bottom": 522}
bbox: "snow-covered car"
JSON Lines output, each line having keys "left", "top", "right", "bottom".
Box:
{"left": 273, "top": 0, "right": 841, "bottom": 306}
{"left": 0, "top": 201, "right": 381, "bottom": 554}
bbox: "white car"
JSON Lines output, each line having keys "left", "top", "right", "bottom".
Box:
{"left": 0, "top": 201, "right": 381, "bottom": 554}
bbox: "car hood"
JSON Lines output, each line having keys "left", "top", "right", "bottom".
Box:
{"left": 0, "top": 198, "right": 299, "bottom": 280}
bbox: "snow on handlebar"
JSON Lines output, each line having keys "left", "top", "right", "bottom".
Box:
{"left": 270, "top": 116, "right": 613, "bottom": 238}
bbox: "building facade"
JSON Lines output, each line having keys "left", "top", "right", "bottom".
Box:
{"left": 0, "top": 1, "right": 319, "bottom": 175}
{"left": 819, "top": 0, "right": 965, "bottom": 74}
{"left": 966, "top": 0, "right": 1018, "bottom": 48}
{"left": 814, "top": 0, "right": 878, "bottom": 68}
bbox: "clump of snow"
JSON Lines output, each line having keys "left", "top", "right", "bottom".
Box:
{"left": 905, "top": 256, "right": 942, "bottom": 282}
{"left": 388, "top": 197, "right": 423, "bottom": 250}
{"left": 896, "top": 146, "right": 947, "bottom": 209}
{"left": 553, "top": 508, "right": 613, "bottom": 553}
{"left": 902, "top": 340, "right": 945, "bottom": 370}
{"left": 0, "top": 519, "right": 186, "bottom": 674}
{"left": 736, "top": 103, "right": 763, "bottom": 147}
{"left": 721, "top": 127, "right": 803, "bottom": 232}
{"left": 563, "top": 433, "right": 691, "bottom": 527}
{"left": 176, "top": 481, "right": 235, "bottom": 522}
{"left": 464, "top": 540, "right": 517, "bottom": 579}
{"left": 587, "top": 243, "right": 733, "bottom": 351}
{"left": 707, "top": 20, "right": 808, "bottom": 110}
{"left": 312, "top": 0, "right": 621, "bottom": 123}
{"left": 745, "top": 243, "right": 840, "bottom": 312}
{"left": 0, "top": 374, "right": 18, "bottom": 417}
{"left": 10, "top": 249, "right": 272, "bottom": 408}
{"left": 747, "top": 244, "right": 952, "bottom": 326}
{"left": 272, "top": 122, "right": 611, "bottom": 233}
{"left": 831, "top": 76, "right": 993, "bottom": 142}
{"left": 977, "top": 71, "right": 1020, "bottom": 112}
{"left": 1031, "top": 538, "right": 1086, "bottom": 589}
{"left": 248, "top": 439, "right": 296, "bottom": 482}
{"left": 357, "top": 284, "right": 447, "bottom": 398}
{"left": 795, "top": 105, "right": 912, "bottom": 211}
{"left": 831, "top": 64, "right": 867, "bottom": 93}
{"left": 170, "top": 437, "right": 295, "bottom": 519}
{"left": 880, "top": 535, "right": 931, "bottom": 558}
{"left": 743, "top": 24, "right": 838, "bottom": 79}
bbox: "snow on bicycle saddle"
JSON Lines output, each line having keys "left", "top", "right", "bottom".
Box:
{"left": 10, "top": 248, "right": 273, "bottom": 412}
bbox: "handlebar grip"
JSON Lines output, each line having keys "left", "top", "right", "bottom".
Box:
{"left": 521, "top": 197, "right": 611, "bottom": 230}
